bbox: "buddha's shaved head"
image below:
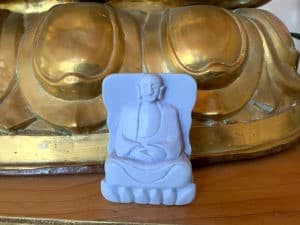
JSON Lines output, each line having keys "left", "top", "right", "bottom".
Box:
{"left": 138, "top": 75, "right": 165, "bottom": 102}
{"left": 139, "top": 74, "right": 163, "bottom": 87}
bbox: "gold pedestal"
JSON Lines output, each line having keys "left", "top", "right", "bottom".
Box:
{"left": 0, "top": 0, "right": 299, "bottom": 175}
{"left": 1, "top": 105, "right": 299, "bottom": 175}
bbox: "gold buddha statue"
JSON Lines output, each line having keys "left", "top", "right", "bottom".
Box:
{"left": 0, "top": 0, "right": 299, "bottom": 174}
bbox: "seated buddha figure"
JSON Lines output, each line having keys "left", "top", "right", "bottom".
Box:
{"left": 101, "top": 74, "right": 197, "bottom": 205}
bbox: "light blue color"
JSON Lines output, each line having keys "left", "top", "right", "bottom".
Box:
{"left": 100, "top": 73, "right": 197, "bottom": 205}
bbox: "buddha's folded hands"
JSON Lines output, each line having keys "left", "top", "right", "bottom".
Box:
{"left": 128, "top": 145, "right": 167, "bottom": 162}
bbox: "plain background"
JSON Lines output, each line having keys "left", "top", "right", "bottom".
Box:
{"left": 260, "top": 0, "right": 300, "bottom": 72}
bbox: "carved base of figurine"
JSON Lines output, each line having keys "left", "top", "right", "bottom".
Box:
{"left": 101, "top": 180, "right": 196, "bottom": 205}
{"left": 101, "top": 153, "right": 196, "bottom": 205}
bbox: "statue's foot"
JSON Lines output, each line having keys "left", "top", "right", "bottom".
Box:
{"left": 100, "top": 179, "right": 195, "bottom": 205}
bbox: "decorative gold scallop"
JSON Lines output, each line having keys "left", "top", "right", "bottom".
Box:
{"left": 0, "top": 12, "right": 22, "bottom": 103}
{"left": 236, "top": 9, "right": 300, "bottom": 96}
{"left": 116, "top": 9, "right": 142, "bottom": 73}
{"left": 18, "top": 4, "right": 125, "bottom": 131}
{"left": 33, "top": 3, "right": 125, "bottom": 101}
{"left": 143, "top": 12, "right": 170, "bottom": 73}
{"left": 236, "top": 8, "right": 298, "bottom": 68}
{"left": 0, "top": 87, "right": 35, "bottom": 131}
{"left": 193, "top": 16, "right": 263, "bottom": 117}
{"left": 162, "top": 6, "right": 247, "bottom": 89}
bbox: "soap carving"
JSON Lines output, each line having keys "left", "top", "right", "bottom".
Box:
{"left": 101, "top": 74, "right": 197, "bottom": 205}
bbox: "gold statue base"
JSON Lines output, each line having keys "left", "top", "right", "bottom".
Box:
{"left": 1, "top": 104, "right": 299, "bottom": 175}
{"left": 0, "top": 0, "right": 299, "bottom": 175}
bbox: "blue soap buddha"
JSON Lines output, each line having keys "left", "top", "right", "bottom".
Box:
{"left": 101, "top": 74, "right": 197, "bottom": 205}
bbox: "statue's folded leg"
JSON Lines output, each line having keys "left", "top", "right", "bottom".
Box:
{"left": 101, "top": 152, "right": 195, "bottom": 205}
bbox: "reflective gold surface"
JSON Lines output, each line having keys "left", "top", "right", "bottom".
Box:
{"left": 193, "top": 14, "right": 262, "bottom": 117}
{"left": 143, "top": 5, "right": 262, "bottom": 117}
{"left": 0, "top": 133, "right": 108, "bottom": 165}
{"left": 1, "top": 104, "right": 299, "bottom": 173}
{"left": 0, "top": 1, "right": 271, "bottom": 13}
{"left": 162, "top": 6, "right": 247, "bottom": 89}
{"left": 0, "top": 2, "right": 299, "bottom": 174}
{"left": 191, "top": 105, "right": 300, "bottom": 162}
{"left": 33, "top": 4, "right": 123, "bottom": 100}
{"left": 0, "top": 87, "right": 35, "bottom": 131}
{"left": 16, "top": 3, "right": 144, "bottom": 132}
{"left": 18, "top": 4, "right": 118, "bottom": 131}
{"left": 0, "top": 12, "right": 22, "bottom": 103}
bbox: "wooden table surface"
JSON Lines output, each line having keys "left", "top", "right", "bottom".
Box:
{"left": 0, "top": 142, "right": 300, "bottom": 225}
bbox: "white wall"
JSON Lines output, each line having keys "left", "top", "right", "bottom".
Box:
{"left": 260, "top": 0, "right": 300, "bottom": 71}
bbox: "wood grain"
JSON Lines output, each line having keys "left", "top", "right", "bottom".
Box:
{"left": 0, "top": 142, "right": 300, "bottom": 225}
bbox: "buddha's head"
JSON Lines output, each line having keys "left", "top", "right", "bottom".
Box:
{"left": 138, "top": 75, "right": 166, "bottom": 102}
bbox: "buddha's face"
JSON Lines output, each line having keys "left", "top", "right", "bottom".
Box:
{"left": 139, "top": 76, "right": 163, "bottom": 102}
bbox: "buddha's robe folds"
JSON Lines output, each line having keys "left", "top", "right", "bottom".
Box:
{"left": 105, "top": 101, "right": 192, "bottom": 188}
{"left": 114, "top": 102, "right": 183, "bottom": 161}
